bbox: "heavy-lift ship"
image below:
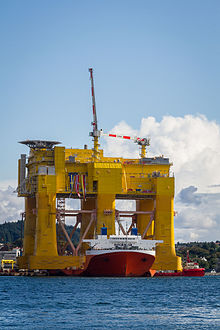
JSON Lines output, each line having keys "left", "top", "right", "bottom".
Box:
{"left": 82, "top": 231, "right": 161, "bottom": 277}
{"left": 49, "top": 230, "right": 161, "bottom": 277}
{"left": 17, "top": 69, "right": 182, "bottom": 276}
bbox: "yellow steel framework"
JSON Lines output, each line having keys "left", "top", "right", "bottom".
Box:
{"left": 17, "top": 140, "right": 182, "bottom": 272}
{"left": 17, "top": 68, "right": 181, "bottom": 272}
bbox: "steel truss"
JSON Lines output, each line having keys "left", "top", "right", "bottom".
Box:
{"left": 56, "top": 207, "right": 156, "bottom": 256}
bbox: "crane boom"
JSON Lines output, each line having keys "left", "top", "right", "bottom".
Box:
{"left": 88, "top": 68, "right": 149, "bottom": 159}
{"left": 89, "top": 68, "right": 98, "bottom": 135}
{"left": 89, "top": 68, "right": 100, "bottom": 160}
{"left": 101, "top": 131, "right": 150, "bottom": 158}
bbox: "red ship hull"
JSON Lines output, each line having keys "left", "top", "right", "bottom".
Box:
{"left": 82, "top": 251, "right": 155, "bottom": 277}
{"left": 154, "top": 268, "right": 205, "bottom": 277}
{"left": 49, "top": 252, "right": 155, "bottom": 277}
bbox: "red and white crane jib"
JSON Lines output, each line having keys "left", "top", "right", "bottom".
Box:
{"left": 100, "top": 131, "right": 150, "bottom": 147}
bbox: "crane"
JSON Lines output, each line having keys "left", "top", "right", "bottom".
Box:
{"left": 89, "top": 68, "right": 101, "bottom": 160}
{"left": 100, "top": 131, "right": 150, "bottom": 158}
{"left": 89, "top": 68, "right": 150, "bottom": 159}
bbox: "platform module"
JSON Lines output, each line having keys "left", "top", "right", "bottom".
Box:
{"left": 17, "top": 69, "right": 182, "bottom": 272}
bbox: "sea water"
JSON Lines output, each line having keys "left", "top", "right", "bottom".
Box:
{"left": 0, "top": 276, "right": 219, "bottom": 329}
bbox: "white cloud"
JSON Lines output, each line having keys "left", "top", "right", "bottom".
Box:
{"left": 174, "top": 187, "right": 220, "bottom": 242}
{"left": 2, "top": 114, "right": 220, "bottom": 241}
{"left": 105, "top": 114, "right": 220, "bottom": 193}
{"left": 0, "top": 180, "right": 18, "bottom": 190}
{"left": 103, "top": 121, "right": 139, "bottom": 159}
{"left": 103, "top": 114, "right": 220, "bottom": 242}
{"left": 0, "top": 185, "right": 24, "bottom": 223}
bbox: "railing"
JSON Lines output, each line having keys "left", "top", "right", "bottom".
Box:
{"left": 122, "top": 172, "right": 156, "bottom": 194}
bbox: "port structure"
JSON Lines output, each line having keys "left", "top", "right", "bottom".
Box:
{"left": 17, "top": 70, "right": 182, "bottom": 272}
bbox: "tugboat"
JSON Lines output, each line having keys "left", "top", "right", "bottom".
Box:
{"left": 154, "top": 250, "right": 205, "bottom": 277}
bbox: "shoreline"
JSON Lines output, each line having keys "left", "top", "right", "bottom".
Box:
{"left": 0, "top": 270, "right": 220, "bottom": 277}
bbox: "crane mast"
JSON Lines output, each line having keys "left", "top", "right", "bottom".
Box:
{"left": 89, "top": 68, "right": 150, "bottom": 158}
{"left": 89, "top": 68, "right": 100, "bottom": 160}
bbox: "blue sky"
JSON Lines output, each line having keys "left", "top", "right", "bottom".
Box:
{"left": 1, "top": 1, "right": 220, "bottom": 241}
{"left": 1, "top": 0, "right": 220, "bottom": 181}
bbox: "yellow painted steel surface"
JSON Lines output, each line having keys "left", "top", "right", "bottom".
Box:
{"left": 18, "top": 144, "right": 182, "bottom": 271}
{"left": 17, "top": 255, "right": 86, "bottom": 270}
{"left": 136, "top": 199, "right": 154, "bottom": 237}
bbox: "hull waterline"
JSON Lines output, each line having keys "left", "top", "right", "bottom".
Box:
{"left": 154, "top": 268, "right": 205, "bottom": 277}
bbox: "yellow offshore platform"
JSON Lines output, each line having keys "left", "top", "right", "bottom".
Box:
{"left": 17, "top": 69, "right": 182, "bottom": 272}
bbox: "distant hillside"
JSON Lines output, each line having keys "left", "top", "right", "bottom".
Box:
{"left": 0, "top": 220, "right": 80, "bottom": 249}
{"left": 0, "top": 220, "right": 24, "bottom": 247}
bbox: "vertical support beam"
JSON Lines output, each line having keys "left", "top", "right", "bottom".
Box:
{"left": 57, "top": 197, "right": 66, "bottom": 255}
{"left": 23, "top": 197, "right": 36, "bottom": 256}
{"left": 93, "top": 136, "right": 100, "bottom": 161}
{"left": 153, "top": 177, "right": 182, "bottom": 271}
{"left": 96, "top": 194, "right": 115, "bottom": 236}
{"left": 80, "top": 198, "right": 96, "bottom": 254}
{"left": 34, "top": 175, "right": 58, "bottom": 256}
{"left": 54, "top": 147, "right": 65, "bottom": 192}
{"left": 18, "top": 154, "right": 26, "bottom": 194}
{"left": 136, "top": 199, "right": 154, "bottom": 238}
{"left": 57, "top": 212, "right": 76, "bottom": 255}
{"left": 140, "top": 145, "right": 146, "bottom": 158}
{"left": 81, "top": 199, "right": 96, "bottom": 238}
{"left": 141, "top": 212, "right": 154, "bottom": 239}
{"left": 76, "top": 212, "right": 96, "bottom": 255}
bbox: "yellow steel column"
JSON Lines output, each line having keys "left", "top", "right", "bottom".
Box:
{"left": 96, "top": 194, "right": 115, "bottom": 236}
{"left": 140, "top": 145, "right": 146, "bottom": 159}
{"left": 92, "top": 162, "right": 121, "bottom": 236}
{"left": 152, "top": 177, "right": 182, "bottom": 271}
{"left": 93, "top": 136, "right": 100, "bottom": 161}
{"left": 54, "top": 146, "right": 65, "bottom": 192}
{"left": 34, "top": 175, "right": 58, "bottom": 256}
{"left": 23, "top": 197, "right": 36, "bottom": 255}
{"left": 136, "top": 199, "right": 154, "bottom": 237}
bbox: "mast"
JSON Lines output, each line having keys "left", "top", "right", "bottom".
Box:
{"left": 88, "top": 68, "right": 150, "bottom": 159}
{"left": 89, "top": 68, "right": 100, "bottom": 160}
